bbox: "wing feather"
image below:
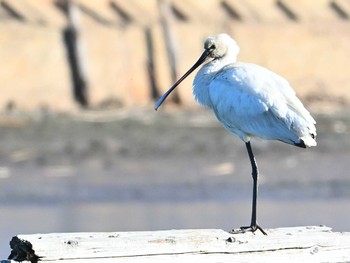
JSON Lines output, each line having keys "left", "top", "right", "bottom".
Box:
{"left": 208, "top": 63, "right": 316, "bottom": 145}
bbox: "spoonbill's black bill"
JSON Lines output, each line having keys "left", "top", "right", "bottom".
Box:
{"left": 154, "top": 48, "right": 212, "bottom": 111}
{"left": 154, "top": 33, "right": 317, "bottom": 235}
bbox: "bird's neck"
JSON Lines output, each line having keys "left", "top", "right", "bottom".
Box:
{"left": 193, "top": 57, "right": 234, "bottom": 108}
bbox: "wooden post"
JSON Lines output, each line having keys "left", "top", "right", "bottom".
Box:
{"left": 144, "top": 27, "right": 160, "bottom": 100}
{"left": 60, "top": 0, "right": 89, "bottom": 107}
{"left": 3, "top": 226, "right": 350, "bottom": 262}
{"left": 158, "top": 0, "right": 181, "bottom": 104}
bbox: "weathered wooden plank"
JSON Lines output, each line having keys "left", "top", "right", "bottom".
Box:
{"left": 4, "top": 226, "right": 350, "bottom": 262}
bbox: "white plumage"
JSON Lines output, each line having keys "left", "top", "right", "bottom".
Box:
{"left": 155, "top": 33, "right": 317, "bottom": 234}
{"left": 193, "top": 34, "right": 316, "bottom": 148}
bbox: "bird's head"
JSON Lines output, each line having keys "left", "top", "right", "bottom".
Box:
{"left": 204, "top": 34, "right": 240, "bottom": 60}
{"left": 154, "top": 33, "right": 240, "bottom": 110}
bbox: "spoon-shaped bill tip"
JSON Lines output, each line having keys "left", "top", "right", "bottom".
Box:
{"left": 154, "top": 98, "right": 163, "bottom": 111}
{"left": 154, "top": 87, "right": 176, "bottom": 111}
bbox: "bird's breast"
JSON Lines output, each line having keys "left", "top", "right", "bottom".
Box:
{"left": 193, "top": 72, "right": 215, "bottom": 108}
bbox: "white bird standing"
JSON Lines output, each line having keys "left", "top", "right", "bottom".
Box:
{"left": 154, "top": 33, "right": 316, "bottom": 235}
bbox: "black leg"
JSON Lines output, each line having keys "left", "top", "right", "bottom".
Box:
{"left": 231, "top": 141, "right": 267, "bottom": 235}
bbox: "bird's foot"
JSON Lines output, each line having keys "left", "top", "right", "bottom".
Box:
{"left": 230, "top": 224, "right": 267, "bottom": 235}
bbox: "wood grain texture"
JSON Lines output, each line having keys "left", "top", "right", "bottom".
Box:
{"left": 3, "top": 226, "right": 350, "bottom": 262}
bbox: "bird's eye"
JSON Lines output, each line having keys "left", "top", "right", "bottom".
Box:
{"left": 210, "top": 44, "right": 216, "bottom": 50}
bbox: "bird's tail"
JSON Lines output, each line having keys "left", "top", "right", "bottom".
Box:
{"left": 297, "top": 133, "right": 317, "bottom": 148}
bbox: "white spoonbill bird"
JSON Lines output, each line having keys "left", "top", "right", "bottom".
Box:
{"left": 154, "top": 33, "right": 316, "bottom": 235}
